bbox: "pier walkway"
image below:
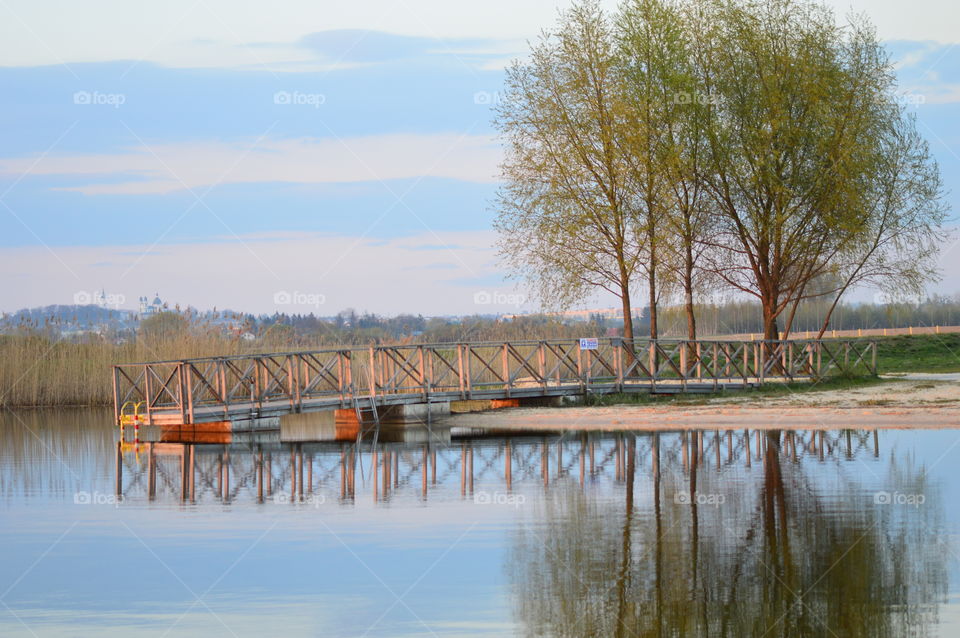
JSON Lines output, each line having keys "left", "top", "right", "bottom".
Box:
{"left": 112, "top": 338, "right": 877, "bottom": 427}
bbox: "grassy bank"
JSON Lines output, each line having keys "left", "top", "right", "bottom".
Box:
{"left": 1, "top": 332, "right": 956, "bottom": 409}
{"left": 870, "top": 333, "right": 960, "bottom": 373}
{"left": 582, "top": 375, "right": 891, "bottom": 407}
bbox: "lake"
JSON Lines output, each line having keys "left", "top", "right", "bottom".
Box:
{"left": 1, "top": 408, "right": 958, "bottom": 637}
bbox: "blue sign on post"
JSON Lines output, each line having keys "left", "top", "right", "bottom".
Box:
{"left": 579, "top": 338, "right": 599, "bottom": 351}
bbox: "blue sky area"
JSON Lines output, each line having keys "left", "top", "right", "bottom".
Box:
{"left": 1, "top": 1, "right": 959, "bottom": 315}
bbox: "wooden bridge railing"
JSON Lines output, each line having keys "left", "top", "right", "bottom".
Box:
{"left": 112, "top": 338, "right": 877, "bottom": 425}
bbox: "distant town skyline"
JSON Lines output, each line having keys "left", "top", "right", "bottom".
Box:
{"left": 1, "top": 0, "right": 958, "bottom": 315}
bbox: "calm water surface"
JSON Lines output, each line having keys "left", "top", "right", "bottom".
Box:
{"left": 1, "top": 408, "right": 959, "bottom": 637}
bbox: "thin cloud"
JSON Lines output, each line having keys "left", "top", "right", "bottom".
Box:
{"left": 0, "top": 230, "right": 513, "bottom": 315}
{"left": 0, "top": 134, "right": 502, "bottom": 195}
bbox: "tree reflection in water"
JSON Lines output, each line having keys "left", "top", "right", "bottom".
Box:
{"left": 510, "top": 430, "right": 947, "bottom": 637}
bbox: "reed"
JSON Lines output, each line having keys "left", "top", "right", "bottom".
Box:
{"left": 0, "top": 333, "right": 253, "bottom": 408}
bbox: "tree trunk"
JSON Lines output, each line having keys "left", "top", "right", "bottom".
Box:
{"left": 620, "top": 272, "right": 635, "bottom": 343}
{"left": 762, "top": 300, "right": 780, "bottom": 341}
{"left": 648, "top": 267, "right": 658, "bottom": 340}
{"left": 684, "top": 265, "right": 698, "bottom": 372}
{"left": 684, "top": 244, "right": 697, "bottom": 340}
{"left": 762, "top": 297, "right": 782, "bottom": 376}
{"left": 646, "top": 215, "right": 659, "bottom": 341}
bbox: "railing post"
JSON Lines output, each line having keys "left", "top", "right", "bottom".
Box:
{"left": 680, "top": 341, "right": 688, "bottom": 380}
{"left": 290, "top": 355, "right": 302, "bottom": 412}
{"left": 465, "top": 344, "right": 474, "bottom": 398}
{"left": 649, "top": 341, "right": 657, "bottom": 381}
{"left": 185, "top": 363, "right": 194, "bottom": 424}
{"left": 377, "top": 349, "right": 385, "bottom": 393}
{"left": 457, "top": 344, "right": 466, "bottom": 399}
{"left": 872, "top": 341, "right": 878, "bottom": 375}
{"left": 368, "top": 347, "right": 377, "bottom": 398}
{"left": 143, "top": 364, "right": 152, "bottom": 424}
{"left": 418, "top": 345, "right": 427, "bottom": 400}
{"left": 112, "top": 367, "right": 120, "bottom": 425}
{"left": 615, "top": 339, "right": 623, "bottom": 393}
{"left": 577, "top": 343, "right": 584, "bottom": 392}
{"left": 218, "top": 361, "right": 228, "bottom": 420}
{"left": 343, "top": 351, "right": 353, "bottom": 401}
{"left": 255, "top": 357, "right": 263, "bottom": 412}
{"left": 585, "top": 348, "right": 591, "bottom": 388}
{"left": 502, "top": 343, "right": 511, "bottom": 397}
{"left": 758, "top": 344, "right": 765, "bottom": 384}
{"left": 538, "top": 341, "right": 547, "bottom": 392}
{"left": 178, "top": 362, "right": 187, "bottom": 425}
{"left": 303, "top": 354, "right": 311, "bottom": 397}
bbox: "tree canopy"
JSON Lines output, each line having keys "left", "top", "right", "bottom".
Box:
{"left": 494, "top": 0, "right": 947, "bottom": 342}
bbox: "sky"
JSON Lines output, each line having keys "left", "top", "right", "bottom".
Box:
{"left": 1, "top": 0, "right": 959, "bottom": 316}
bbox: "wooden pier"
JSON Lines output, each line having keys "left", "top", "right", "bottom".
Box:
{"left": 112, "top": 338, "right": 877, "bottom": 427}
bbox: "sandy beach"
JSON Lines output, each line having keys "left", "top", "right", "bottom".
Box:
{"left": 448, "top": 373, "right": 960, "bottom": 430}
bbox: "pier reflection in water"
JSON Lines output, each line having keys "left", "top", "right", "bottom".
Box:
{"left": 115, "top": 428, "right": 884, "bottom": 506}
{"left": 115, "top": 427, "right": 948, "bottom": 635}
{"left": 1, "top": 408, "right": 952, "bottom": 637}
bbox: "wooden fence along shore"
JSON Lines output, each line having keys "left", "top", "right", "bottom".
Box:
{"left": 112, "top": 338, "right": 877, "bottom": 427}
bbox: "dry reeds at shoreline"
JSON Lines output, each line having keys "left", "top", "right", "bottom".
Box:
{"left": 0, "top": 334, "right": 253, "bottom": 408}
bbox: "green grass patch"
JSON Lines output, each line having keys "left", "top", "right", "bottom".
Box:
{"left": 581, "top": 375, "right": 890, "bottom": 407}
{"left": 863, "top": 334, "right": 960, "bottom": 374}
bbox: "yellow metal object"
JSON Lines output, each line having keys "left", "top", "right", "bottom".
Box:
{"left": 118, "top": 401, "right": 145, "bottom": 429}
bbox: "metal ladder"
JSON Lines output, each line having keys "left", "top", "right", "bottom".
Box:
{"left": 352, "top": 391, "right": 380, "bottom": 445}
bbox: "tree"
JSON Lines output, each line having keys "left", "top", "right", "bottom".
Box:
{"left": 496, "top": 0, "right": 946, "bottom": 344}
{"left": 695, "top": 0, "right": 943, "bottom": 341}
{"left": 494, "top": 1, "right": 644, "bottom": 341}
{"left": 811, "top": 117, "right": 947, "bottom": 338}
{"left": 615, "top": 0, "right": 679, "bottom": 340}
{"left": 618, "top": 0, "right": 717, "bottom": 343}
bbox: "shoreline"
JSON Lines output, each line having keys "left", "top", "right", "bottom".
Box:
{"left": 448, "top": 404, "right": 960, "bottom": 431}
{"left": 448, "top": 372, "right": 960, "bottom": 431}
